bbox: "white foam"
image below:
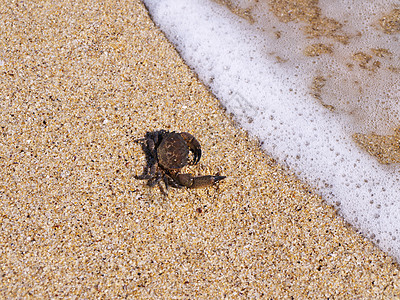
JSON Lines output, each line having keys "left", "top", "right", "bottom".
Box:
{"left": 143, "top": 0, "right": 400, "bottom": 260}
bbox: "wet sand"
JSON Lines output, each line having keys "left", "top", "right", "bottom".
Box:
{"left": 0, "top": 0, "right": 399, "bottom": 298}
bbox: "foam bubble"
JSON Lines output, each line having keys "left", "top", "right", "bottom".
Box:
{"left": 143, "top": 0, "right": 400, "bottom": 261}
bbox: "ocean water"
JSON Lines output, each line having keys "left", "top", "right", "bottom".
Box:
{"left": 142, "top": 0, "right": 400, "bottom": 261}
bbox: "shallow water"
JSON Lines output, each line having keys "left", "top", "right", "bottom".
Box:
{"left": 143, "top": 0, "right": 400, "bottom": 261}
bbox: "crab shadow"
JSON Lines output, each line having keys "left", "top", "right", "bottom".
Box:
{"left": 134, "top": 130, "right": 163, "bottom": 183}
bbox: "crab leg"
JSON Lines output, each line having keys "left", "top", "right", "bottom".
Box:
{"left": 174, "top": 173, "right": 226, "bottom": 188}
{"left": 179, "top": 132, "right": 202, "bottom": 165}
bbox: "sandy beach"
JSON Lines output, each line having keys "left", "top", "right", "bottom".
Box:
{"left": 1, "top": 0, "right": 399, "bottom": 298}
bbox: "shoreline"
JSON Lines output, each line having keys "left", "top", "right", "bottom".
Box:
{"left": 0, "top": 0, "right": 399, "bottom": 297}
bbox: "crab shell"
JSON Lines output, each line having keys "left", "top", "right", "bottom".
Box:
{"left": 157, "top": 132, "right": 190, "bottom": 170}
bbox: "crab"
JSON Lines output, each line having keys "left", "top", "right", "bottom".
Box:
{"left": 136, "top": 130, "right": 226, "bottom": 191}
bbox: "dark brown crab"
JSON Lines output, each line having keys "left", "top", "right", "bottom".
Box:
{"left": 136, "top": 130, "right": 225, "bottom": 191}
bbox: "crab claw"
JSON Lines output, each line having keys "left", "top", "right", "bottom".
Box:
{"left": 179, "top": 132, "right": 202, "bottom": 165}
{"left": 175, "top": 174, "right": 226, "bottom": 188}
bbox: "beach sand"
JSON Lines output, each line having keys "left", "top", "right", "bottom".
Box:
{"left": 1, "top": 0, "right": 399, "bottom": 298}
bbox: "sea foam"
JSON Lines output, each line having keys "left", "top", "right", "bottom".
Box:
{"left": 142, "top": 0, "right": 400, "bottom": 261}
